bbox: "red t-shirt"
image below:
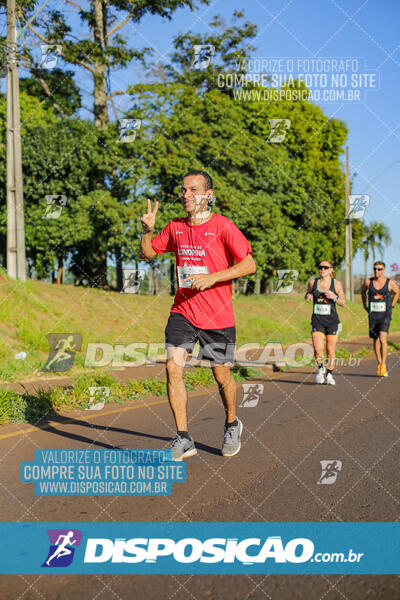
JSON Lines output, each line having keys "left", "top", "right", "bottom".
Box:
{"left": 151, "top": 213, "right": 252, "bottom": 329}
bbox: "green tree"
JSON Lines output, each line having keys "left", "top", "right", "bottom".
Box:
{"left": 19, "top": 69, "right": 82, "bottom": 118}
{"left": 362, "top": 222, "right": 391, "bottom": 278}
{"left": 0, "top": 93, "right": 139, "bottom": 283}
{"left": 11, "top": 0, "right": 210, "bottom": 286}
{"left": 128, "top": 10, "right": 356, "bottom": 290}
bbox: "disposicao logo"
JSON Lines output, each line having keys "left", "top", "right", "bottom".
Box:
{"left": 83, "top": 536, "right": 314, "bottom": 564}
{"left": 42, "top": 529, "right": 82, "bottom": 568}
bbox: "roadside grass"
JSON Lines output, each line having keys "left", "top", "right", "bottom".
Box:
{"left": 335, "top": 346, "right": 370, "bottom": 360}
{"left": 0, "top": 365, "right": 263, "bottom": 426}
{"left": 388, "top": 340, "right": 400, "bottom": 352}
{"left": 1, "top": 269, "right": 399, "bottom": 381}
{"left": 274, "top": 344, "right": 371, "bottom": 372}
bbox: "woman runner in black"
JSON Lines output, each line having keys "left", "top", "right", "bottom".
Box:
{"left": 305, "top": 260, "right": 346, "bottom": 385}
{"left": 361, "top": 261, "right": 399, "bottom": 377}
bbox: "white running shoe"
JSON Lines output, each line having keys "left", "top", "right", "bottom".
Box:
{"left": 325, "top": 372, "right": 336, "bottom": 385}
{"left": 315, "top": 367, "right": 325, "bottom": 384}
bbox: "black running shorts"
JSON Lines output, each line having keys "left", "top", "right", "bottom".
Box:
{"left": 165, "top": 312, "right": 236, "bottom": 365}
{"left": 369, "top": 318, "right": 391, "bottom": 339}
{"left": 311, "top": 322, "right": 342, "bottom": 336}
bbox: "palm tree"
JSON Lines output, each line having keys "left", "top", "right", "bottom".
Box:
{"left": 362, "top": 222, "right": 391, "bottom": 278}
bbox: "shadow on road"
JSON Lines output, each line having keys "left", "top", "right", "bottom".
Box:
{"left": 33, "top": 414, "right": 221, "bottom": 456}
{"left": 190, "top": 441, "right": 221, "bottom": 456}
{"left": 34, "top": 414, "right": 125, "bottom": 449}
{"left": 268, "top": 379, "right": 316, "bottom": 386}
{"left": 335, "top": 373, "right": 379, "bottom": 378}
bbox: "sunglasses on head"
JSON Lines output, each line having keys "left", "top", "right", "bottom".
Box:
{"left": 318, "top": 265, "right": 331, "bottom": 270}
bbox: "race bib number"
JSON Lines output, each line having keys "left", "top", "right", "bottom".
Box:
{"left": 177, "top": 265, "right": 209, "bottom": 289}
{"left": 370, "top": 301, "right": 386, "bottom": 312}
{"left": 314, "top": 304, "right": 331, "bottom": 316}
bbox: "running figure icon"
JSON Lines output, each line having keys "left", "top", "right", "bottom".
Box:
{"left": 45, "top": 531, "right": 77, "bottom": 566}
{"left": 44, "top": 335, "right": 76, "bottom": 371}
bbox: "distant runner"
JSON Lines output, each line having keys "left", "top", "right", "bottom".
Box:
{"left": 361, "top": 261, "right": 399, "bottom": 377}
{"left": 140, "top": 170, "right": 256, "bottom": 460}
{"left": 305, "top": 261, "right": 345, "bottom": 385}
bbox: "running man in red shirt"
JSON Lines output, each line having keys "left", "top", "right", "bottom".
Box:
{"left": 140, "top": 170, "right": 256, "bottom": 460}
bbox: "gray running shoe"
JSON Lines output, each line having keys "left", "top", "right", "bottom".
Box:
{"left": 170, "top": 434, "right": 197, "bottom": 461}
{"left": 222, "top": 418, "right": 243, "bottom": 457}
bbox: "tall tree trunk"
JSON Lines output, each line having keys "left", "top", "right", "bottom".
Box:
{"left": 148, "top": 265, "right": 154, "bottom": 295}
{"left": 91, "top": 251, "right": 108, "bottom": 288}
{"left": 93, "top": 0, "right": 109, "bottom": 131}
{"left": 90, "top": 2, "right": 109, "bottom": 285}
{"left": 56, "top": 255, "right": 64, "bottom": 285}
{"left": 115, "top": 249, "right": 123, "bottom": 291}
{"left": 245, "top": 279, "right": 255, "bottom": 294}
{"left": 260, "top": 277, "right": 268, "bottom": 294}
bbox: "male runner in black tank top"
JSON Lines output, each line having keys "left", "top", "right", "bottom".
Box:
{"left": 361, "top": 261, "right": 399, "bottom": 377}
{"left": 305, "top": 260, "right": 345, "bottom": 385}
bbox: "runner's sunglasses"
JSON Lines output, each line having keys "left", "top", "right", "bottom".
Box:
{"left": 318, "top": 265, "right": 331, "bottom": 270}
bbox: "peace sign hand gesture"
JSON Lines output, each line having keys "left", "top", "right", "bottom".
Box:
{"left": 141, "top": 198, "right": 159, "bottom": 233}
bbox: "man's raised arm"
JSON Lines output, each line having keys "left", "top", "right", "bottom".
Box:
{"left": 140, "top": 199, "right": 159, "bottom": 260}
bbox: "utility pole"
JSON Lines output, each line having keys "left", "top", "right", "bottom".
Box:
{"left": 344, "top": 146, "right": 353, "bottom": 301}
{"left": 6, "top": 0, "right": 26, "bottom": 281}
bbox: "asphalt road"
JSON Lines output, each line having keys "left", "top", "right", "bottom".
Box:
{"left": 0, "top": 354, "right": 399, "bottom": 599}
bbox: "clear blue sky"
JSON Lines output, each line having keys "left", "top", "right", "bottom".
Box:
{"left": 7, "top": 0, "right": 400, "bottom": 275}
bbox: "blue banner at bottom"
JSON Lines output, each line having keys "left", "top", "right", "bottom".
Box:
{"left": 0, "top": 522, "right": 398, "bottom": 574}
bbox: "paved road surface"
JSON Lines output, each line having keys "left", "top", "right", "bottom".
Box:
{"left": 0, "top": 355, "right": 399, "bottom": 599}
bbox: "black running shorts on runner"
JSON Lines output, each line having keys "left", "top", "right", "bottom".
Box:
{"left": 369, "top": 318, "right": 391, "bottom": 339}
{"left": 311, "top": 322, "right": 342, "bottom": 336}
{"left": 165, "top": 312, "right": 236, "bottom": 365}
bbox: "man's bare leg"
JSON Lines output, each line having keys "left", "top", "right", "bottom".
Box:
{"left": 166, "top": 347, "right": 188, "bottom": 431}
{"left": 373, "top": 338, "right": 382, "bottom": 366}
{"left": 379, "top": 332, "right": 388, "bottom": 370}
{"left": 211, "top": 364, "right": 236, "bottom": 422}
